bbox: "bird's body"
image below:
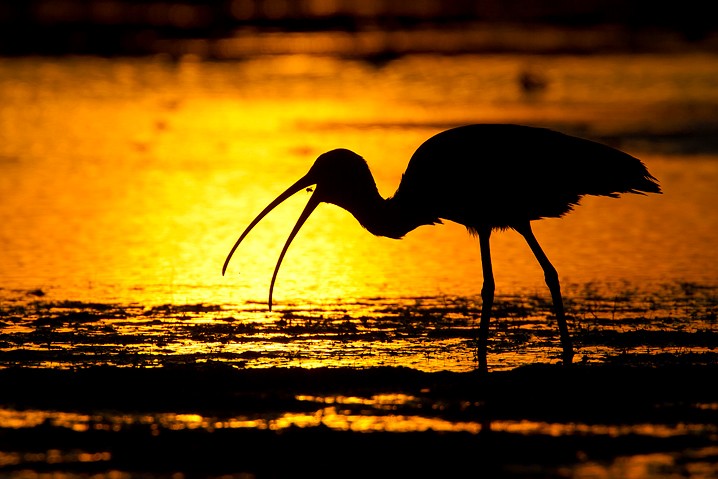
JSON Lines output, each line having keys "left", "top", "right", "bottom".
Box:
{"left": 393, "top": 124, "right": 659, "bottom": 231}
{"left": 223, "top": 124, "right": 661, "bottom": 371}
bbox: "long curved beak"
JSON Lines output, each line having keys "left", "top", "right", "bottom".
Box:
{"left": 222, "top": 174, "right": 318, "bottom": 310}
{"left": 267, "top": 193, "right": 320, "bottom": 311}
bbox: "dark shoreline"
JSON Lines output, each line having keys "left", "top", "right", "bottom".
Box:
{"left": 2, "top": 362, "right": 718, "bottom": 416}
{"left": 2, "top": 363, "right": 717, "bottom": 477}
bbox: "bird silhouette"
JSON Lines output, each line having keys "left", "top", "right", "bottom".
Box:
{"left": 223, "top": 124, "right": 662, "bottom": 371}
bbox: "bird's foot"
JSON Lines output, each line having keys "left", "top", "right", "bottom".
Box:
{"left": 562, "top": 348, "right": 575, "bottom": 366}
{"left": 476, "top": 355, "right": 489, "bottom": 375}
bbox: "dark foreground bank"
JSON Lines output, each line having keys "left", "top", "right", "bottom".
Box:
{"left": 1, "top": 362, "right": 717, "bottom": 478}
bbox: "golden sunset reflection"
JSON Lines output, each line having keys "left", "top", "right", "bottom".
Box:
{"left": 2, "top": 2, "right": 718, "bottom": 477}
{"left": 2, "top": 55, "right": 717, "bottom": 308}
{"left": 2, "top": 283, "right": 715, "bottom": 372}
{"left": 3, "top": 403, "right": 716, "bottom": 437}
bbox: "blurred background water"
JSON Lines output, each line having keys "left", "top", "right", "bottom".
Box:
{"left": 1, "top": 0, "right": 717, "bottom": 308}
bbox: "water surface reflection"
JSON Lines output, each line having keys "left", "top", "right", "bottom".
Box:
{"left": 1, "top": 54, "right": 717, "bottom": 306}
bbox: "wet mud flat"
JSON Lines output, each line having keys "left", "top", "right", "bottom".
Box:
{"left": 1, "top": 363, "right": 717, "bottom": 478}
{"left": 0, "top": 282, "right": 717, "bottom": 477}
{"left": 1, "top": 281, "right": 717, "bottom": 371}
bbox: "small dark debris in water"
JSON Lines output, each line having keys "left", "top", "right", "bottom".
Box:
{"left": 143, "top": 304, "right": 222, "bottom": 316}
{"left": 50, "top": 301, "right": 117, "bottom": 311}
{"left": 238, "top": 351, "right": 264, "bottom": 360}
{"left": 175, "top": 304, "right": 222, "bottom": 313}
{"left": 27, "top": 289, "right": 45, "bottom": 297}
{"left": 518, "top": 68, "right": 548, "bottom": 94}
{"left": 33, "top": 311, "right": 104, "bottom": 327}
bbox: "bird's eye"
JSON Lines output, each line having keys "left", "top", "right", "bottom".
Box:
{"left": 306, "top": 187, "right": 314, "bottom": 193}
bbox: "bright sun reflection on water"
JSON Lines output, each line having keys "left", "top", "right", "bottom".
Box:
{"left": 1, "top": 54, "right": 717, "bottom": 307}
{"left": 0, "top": 42, "right": 717, "bottom": 479}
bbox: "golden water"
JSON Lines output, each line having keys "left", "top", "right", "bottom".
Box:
{"left": 1, "top": 53, "right": 717, "bottom": 308}
{"left": 1, "top": 48, "right": 717, "bottom": 479}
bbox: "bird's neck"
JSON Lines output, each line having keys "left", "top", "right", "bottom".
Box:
{"left": 346, "top": 191, "right": 433, "bottom": 240}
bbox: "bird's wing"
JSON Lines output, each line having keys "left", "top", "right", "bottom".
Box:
{"left": 394, "top": 124, "right": 659, "bottom": 227}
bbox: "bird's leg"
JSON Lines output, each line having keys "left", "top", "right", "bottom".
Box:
{"left": 515, "top": 222, "right": 574, "bottom": 365}
{"left": 477, "top": 227, "right": 495, "bottom": 373}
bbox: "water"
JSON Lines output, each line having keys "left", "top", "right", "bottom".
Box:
{"left": 1, "top": 50, "right": 718, "bottom": 479}
{"left": 1, "top": 53, "right": 717, "bottom": 307}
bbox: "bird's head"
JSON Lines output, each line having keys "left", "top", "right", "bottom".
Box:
{"left": 222, "top": 149, "right": 373, "bottom": 310}
{"left": 306, "top": 149, "right": 377, "bottom": 207}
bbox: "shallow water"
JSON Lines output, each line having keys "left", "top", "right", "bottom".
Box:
{"left": 2, "top": 281, "right": 717, "bottom": 372}
{"left": 1, "top": 53, "right": 718, "bottom": 307}
{"left": 1, "top": 52, "right": 718, "bottom": 479}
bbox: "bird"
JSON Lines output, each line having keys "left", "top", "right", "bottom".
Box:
{"left": 223, "top": 124, "right": 662, "bottom": 371}
{"left": 518, "top": 68, "right": 548, "bottom": 94}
